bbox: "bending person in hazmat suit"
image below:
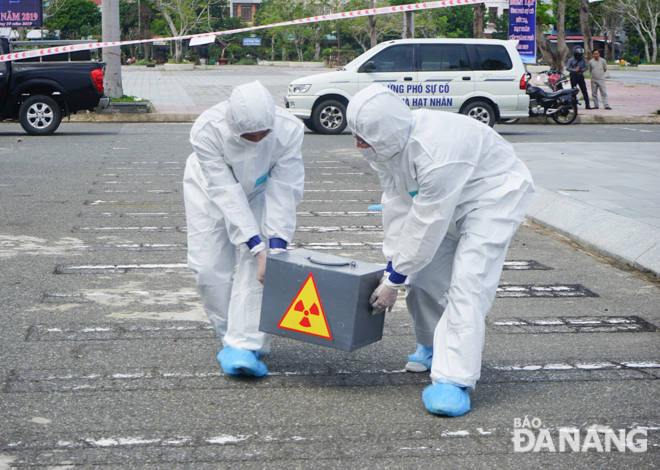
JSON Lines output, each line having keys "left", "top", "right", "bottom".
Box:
{"left": 183, "top": 81, "right": 304, "bottom": 377}
{"left": 347, "top": 85, "right": 534, "bottom": 417}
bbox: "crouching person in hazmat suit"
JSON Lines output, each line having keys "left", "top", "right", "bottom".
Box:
{"left": 183, "top": 81, "right": 304, "bottom": 377}
{"left": 347, "top": 85, "right": 534, "bottom": 416}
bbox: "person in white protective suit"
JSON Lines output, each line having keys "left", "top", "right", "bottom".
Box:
{"left": 183, "top": 81, "right": 304, "bottom": 377}
{"left": 347, "top": 85, "right": 534, "bottom": 417}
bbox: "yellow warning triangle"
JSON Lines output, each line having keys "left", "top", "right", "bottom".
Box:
{"left": 277, "top": 272, "right": 332, "bottom": 340}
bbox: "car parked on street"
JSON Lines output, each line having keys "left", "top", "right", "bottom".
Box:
{"left": 285, "top": 38, "right": 529, "bottom": 133}
{"left": 0, "top": 37, "right": 109, "bottom": 135}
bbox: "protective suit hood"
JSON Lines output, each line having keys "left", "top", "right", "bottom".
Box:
{"left": 226, "top": 81, "right": 276, "bottom": 137}
{"left": 347, "top": 85, "right": 412, "bottom": 162}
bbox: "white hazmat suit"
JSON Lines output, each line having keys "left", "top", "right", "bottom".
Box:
{"left": 183, "top": 81, "right": 304, "bottom": 357}
{"left": 347, "top": 85, "right": 534, "bottom": 397}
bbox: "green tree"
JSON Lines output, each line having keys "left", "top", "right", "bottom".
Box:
{"left": 45, "top": 0, "right": 102, "bottom": 39}
{"left": 344, "top": 0, "right": 397, "bottom": 50}
{"left": 488, "top": 11, "right": 508, "bottom": 40}
{"left": 120, "top": 0, "right": 158, "bottom": 58}
{"left": 150, "top": 0, "right": 225, "bottom": 62}
{"left": 257, "top": 0, "right": 307, "bottom": 61}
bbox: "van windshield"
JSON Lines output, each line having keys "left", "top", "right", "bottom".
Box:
{"left": 343, "top": 42, "right": 392, "bottom": 70}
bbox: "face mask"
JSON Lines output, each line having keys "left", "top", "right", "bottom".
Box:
{"left": 358, "top": 146, "right": 378, "bottom": 161}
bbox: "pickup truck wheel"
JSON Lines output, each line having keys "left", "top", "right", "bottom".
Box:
{"left": 19, "top": 95, "right": 62, "bottom": 136}
{"left": 461, "top": 101, "right": 495, "bottom": 127}
{"left": 312, "top": 99, "right": 347, "bottom": 135}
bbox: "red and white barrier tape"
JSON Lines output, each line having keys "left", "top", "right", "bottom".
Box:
{"left": 0, "top": 0, "right": 486, "bottom": 63}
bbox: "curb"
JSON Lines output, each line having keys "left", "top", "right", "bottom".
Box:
{"left": 69, "top": 113, "right": 200, "bottom": 123}
{"left": 68, "top": 113, "right": 660, "bottom": 125}
{"left": 514, "top": 114, "right": 660, "bottom": 125}
{"left": 526, "top": 187, "right": 660, "bottom": 277}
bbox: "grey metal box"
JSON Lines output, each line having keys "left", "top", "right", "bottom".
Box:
{"left": 259, "top": 249, "right": 386, "bottom": 352}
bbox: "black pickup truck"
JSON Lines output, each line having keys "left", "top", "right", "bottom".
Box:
{"left": 0, "top": 38, "right": 109, "bottom": 135}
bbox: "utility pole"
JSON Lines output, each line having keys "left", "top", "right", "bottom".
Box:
{"left": 102, "top": 0, "right": 124, "bottom": 98}
{"left": 138, "top": 0, "right": 142, "bottom": 59}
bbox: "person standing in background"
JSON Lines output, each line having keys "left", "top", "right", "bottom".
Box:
{"left": 589, "top": 50, "right": 611, "bottom": 110}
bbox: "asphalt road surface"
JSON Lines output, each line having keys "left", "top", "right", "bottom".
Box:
{"left": 0, "top": 122, "right": 658, "bottom": 469}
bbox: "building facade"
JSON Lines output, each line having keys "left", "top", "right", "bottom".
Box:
{"left": 229, "top": 0, "right": 261, "bottom": 24}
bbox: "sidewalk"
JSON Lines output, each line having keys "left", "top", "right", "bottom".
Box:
{"left": 80, "top": 65, "right": 660, "bottom": 121}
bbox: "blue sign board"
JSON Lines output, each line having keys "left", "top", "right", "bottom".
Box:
{"left": 242, "top": 38, "right": 262, "bottom": 46}
{"left": 0, "top": 0, "right": 42, "bottom": 27}
{"left": 508, "top": 0, "right": 536, "bottom": 65}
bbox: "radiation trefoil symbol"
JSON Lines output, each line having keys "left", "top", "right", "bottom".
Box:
{"left": 277, "top": 272, "right": 332, "bottom": 339}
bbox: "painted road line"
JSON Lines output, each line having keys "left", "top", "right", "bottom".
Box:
{"left": 0, "top": 424, "right": 656, "bottom": 467}
{"left": 54, "top": 264, "right": 189, "bottom": 274}
{"left": 490, "top": 316, "right": 658, "bottom": 333}
{"left": 71, "top": 227, "right": 185, "bottom": 232}
{"left": 297, "top": 211, "right": 381, "bottom": 217}
{"left": 488, "top": 316, "right": 660, "bottom": 334}
{"left": 100, "top": 174, "right": 182, "bottom": 177}
{"left": 306, "top": 181, "right": 380, "bottom": 185}
{"left": 52, "top": 262, "right": 563, "bottom": 278}
{"left": 304, "top": 189, "right": 381, "bottom": 193}
{"left": 106, "top": 162, "right": 182, "bottom": 164}
{"left": 4, "top": 362, "right": 659, "bottom": 395}
{"left": 104, "top": 167, "right": 183, "bottom": 171}
{"left": 78, "top": 212, "right": 185, "bottom": 218}
{"left": 300, "top": 200, "right": 378, "bottom": 203}
{"left": 291, "top": 242, "right": 383, "bottom": 250}
{"left": 27, "top": 322, "right": 211, "bottom": 340}
{"left": 88, "top": 190, "right": 176, "bottom": 194}
{"left": 297, "top": 225, "right": 383, "bottom": 232}
{"left": 496, "top": 284, "right": 598, "bottom": 298}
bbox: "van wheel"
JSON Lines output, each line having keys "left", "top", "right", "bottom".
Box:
{"left": 303, "top": 119, "right": 318, "bottom": 133}
{"left": 461, "top": 101, "right": 495, "bottom": 127}
{"left": 313, "top": 99, "right": 347, "bottom": 135}
{"left": 19, "top": 95, "right": 62, "bottom": 136}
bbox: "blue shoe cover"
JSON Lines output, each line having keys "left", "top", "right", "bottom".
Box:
{"left": 367, "top": 204, "right": 382, "bottom": 211}
{"left": 422, "top": 383, "right": 470, "bottom": 417}
{"left": 406, "top": 344, "right": 433, "bottom": 371}
{"left": 217, "top": 346, "right": 268, "bottom": 377}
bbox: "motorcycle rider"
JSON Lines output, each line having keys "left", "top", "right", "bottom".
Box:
{"left": 566, "top": 46, "right": 591, "bottom": 109}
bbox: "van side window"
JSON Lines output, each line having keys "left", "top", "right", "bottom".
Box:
{"left": 369, "top": 45, "right": 414, "bottom": 72}
{"left": 474, "top": 45, "right": 513, "bottom": 70}
{"left": 419, "top": 45, "right": 470, "bottom": 71}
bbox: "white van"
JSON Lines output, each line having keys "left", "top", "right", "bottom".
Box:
{"left": 285, "top": 38, "right": 529, "bottom": 133}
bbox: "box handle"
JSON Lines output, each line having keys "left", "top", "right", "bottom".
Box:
{"left": 308, "top": 256, "right": 356, "bottom": 267}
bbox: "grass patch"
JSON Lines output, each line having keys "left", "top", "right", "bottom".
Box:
{"left": 234, "top": 58, "right": 257, "bottom": 65}
{"left": 110, "top": 95, "right": 150, "bottom": 103}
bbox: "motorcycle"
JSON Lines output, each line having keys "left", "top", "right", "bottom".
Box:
{"left": 526, "top": 72, "right": 579, "bottom": 125}
{"left": 501, "top": 72, "right": 579, "bottom": 125}
{"left": 539, "top": 68, "right": 570, "bottom": 91}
